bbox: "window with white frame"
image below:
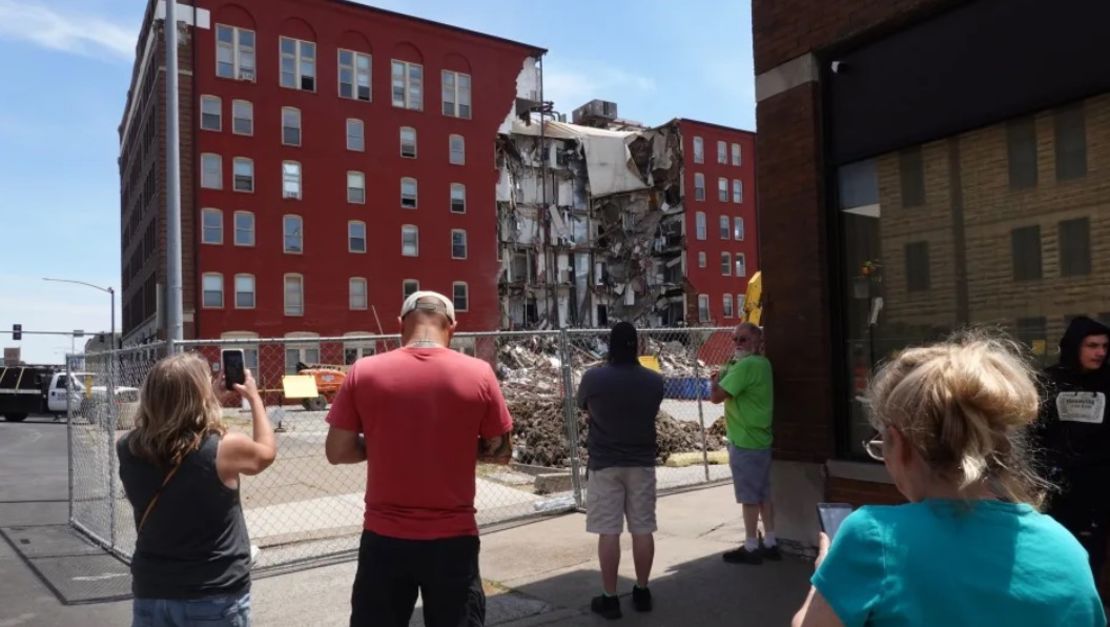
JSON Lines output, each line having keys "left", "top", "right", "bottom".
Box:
{"left": 283, "top": 215, "right": 303, "bottom": 254}
{"left": 717, "top": 140, "right": 727, "bottom": 164}
{"left": 403, "top": 279, "right": 419, "bottom": 299}
{"left": 698, "top": 294, "right": 710, "bottom": 322}
{"left": 452, "top": 282, "right": 469, "bottom": 311}
{"left": 694, "top": 173, "right": 705, "bottom": 201}
{"left": 719, "top": 215, "right": 730, "bottom": 239}
{"left": 698, "top": 251, "right": 707, "bottom": 268}
{"left": 338, "top": 49, "right": 371, "bottom": 101}
{"left": 233, "top": 157, "right": 254, "bottom": 192}
{"left": 202, "top": 273, "right": 224, "bottom": 308}
{"left": 734, "top": 217, "right": 744, "bottom": 241}
{"left": 284, "top": 334, "right": 320, "bottom": 372}
{"left": 232, "top": 99, "right": 253, "bottom": 135}
{"left": 282, "top": 107, "right": 301, "bottom": 146}
{"left": 279, "top": 37, "right": 316, "bottom": 91}
{"left": 737, "top": 294, "right": 746, "bottom": 317}
{"left": 450, "top": 183, "right": 466, "bottom": 213}
{"left": 449, "top": 134, "right": 465, "bottom": 165}
{"left": 723, "top": 294, "right": 734, "bottom": 317}
{"left": 346, "top": 119, "right": 364, "bottom": 151}
{"left": 284, "top": 274, "right": 304, "bottom": 316}
{"left": 401, "top": 177, "right": 417, "bottom": 208}
{"left": 401, "top": 225, "right": 419, "bottom": 256}
{"left": 215, "top": 24, "right": 255, "bottom": 81}
{"left": 234, "top": 274, "right": 255, "bottom": 309}
{"left": 732, "top": 179, "right": 742, "bottom": 203}
{"left": 735, "top": 253, "right": 747, "bottom": 277}
{"left": 349, "top": 277, "right": 367, "bottom": 310}
{"left": 348, "top": 221, "right": 366, "bottom": 253}
{"left": 400, "top": 126, "right": 417, "bottom": 158}
{"left": 718, "top": 177, "right": 728, "bottom": 202}
{"left": 282, "top": 161, "right": 301, "bottom": 199}
{"left": 721, "top": 252, "right": 732, "bottom": 276}
{"left": 234, "top": 211, "right": 254, "bottom": 246}
{"left": 693, "top": 136, "right": 704, "bottom": 164}
{"left": 201, "top": 208, "right": 222, "bottom": 244}
{"left": 200, "top": 95, "right": 221, "bottom": 131}
{"left": 731, "top": 142, "right": 742, "bottom": 166}
{"left": 391, "top": 60, "right": 423, "bottom": 110}
{"left": 348, "top": 171, "right": 365, "bottom": 204}
{"left": 442, "top": 70, "right": 472, "bottom": 118}
{"left": 343, "top": 332, "right": 376, "bottom": 364}
{"left": 451, "top": 230, "right": 467, "bottom": 259}
{"left": 200, "top": 153, "right": 222, "bottom": 189}
{"left": 695, "top": 211, "right": 707, "bottom": 240}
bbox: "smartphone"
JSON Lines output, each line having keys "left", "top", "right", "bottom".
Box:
{"left": 222, "top": 349, "right": 246, "bottom": 391}
{"left": 816, "top": 502, "right": 853, "bottom": 540}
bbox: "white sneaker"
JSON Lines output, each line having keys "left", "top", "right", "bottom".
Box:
{"left": 249, "top": 544, "right": 261, "bottom": 567}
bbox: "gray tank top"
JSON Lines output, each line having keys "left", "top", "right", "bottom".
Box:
{"left": 117, "top": 433, "right": 251, "bottom": 599}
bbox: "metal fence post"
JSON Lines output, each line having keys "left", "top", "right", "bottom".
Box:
{"left": 107, "top": 349, "right": 118, "bottom": 552}
{"left": 559, "top": 329, "right": 585, "bottom": 508}
{"left": 66, "top": 355, "right": 74, "bottom": 524}
{"left": 693, "top": 333, "right": 711, "bottom": 483}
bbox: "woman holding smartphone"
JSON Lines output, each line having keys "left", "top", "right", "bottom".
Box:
{"left": 792, "top": 334, "right": 1105, "bottom": 627}
{"left": 118, "top": 353, "right": 276, "bottom": 626}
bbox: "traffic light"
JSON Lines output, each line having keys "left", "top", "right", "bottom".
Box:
{"left": 12, "top": 324, "right": 20, "bottom": 341}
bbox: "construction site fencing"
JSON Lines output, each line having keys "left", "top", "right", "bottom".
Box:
{"left": 67, "top": 327, "right": 737, "bottom": 574}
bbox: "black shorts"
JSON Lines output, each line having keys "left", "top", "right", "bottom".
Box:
{"left": 349, "top": 531, "right": 485, "bottom": 627}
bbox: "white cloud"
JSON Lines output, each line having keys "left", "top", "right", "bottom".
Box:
{"left": 0, "top": 0, "right": 134, "bottom": 60}
{"left": 543, "top": 64, "right": 657, "bottom": 115}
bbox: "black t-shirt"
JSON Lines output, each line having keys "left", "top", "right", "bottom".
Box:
{"left": 117, "top": 433, "right": 251, "bottom": 599}
{"left": 577, "top": 363, "right": 664, "bottom": 470}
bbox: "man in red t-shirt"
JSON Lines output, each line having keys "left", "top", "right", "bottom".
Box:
{"left": 325, "top": 291, "right": 513, "bottom": 626}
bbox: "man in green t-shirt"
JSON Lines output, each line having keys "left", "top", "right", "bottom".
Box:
{"left": 711, "top": 322, "right": 776, "bottom": 565}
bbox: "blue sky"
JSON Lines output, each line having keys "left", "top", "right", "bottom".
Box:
{"left": 0, "top": 0, "right": 755, "bottom": 364}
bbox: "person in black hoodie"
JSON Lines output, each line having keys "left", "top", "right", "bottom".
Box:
{"left": 1039, "top": 316, "right": 1110, "bottom": 592}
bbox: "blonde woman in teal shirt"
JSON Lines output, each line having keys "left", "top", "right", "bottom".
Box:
{"left": 793, "top": 334, "right": 1106, "bottom": 627}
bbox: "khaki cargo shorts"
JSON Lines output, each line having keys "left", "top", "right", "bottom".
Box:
{"left": 586, "top": 466, "right": 657, "bottom": 535}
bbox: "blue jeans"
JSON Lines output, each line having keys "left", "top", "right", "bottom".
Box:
{"left": 132, "top": 591, "right": 251, "bottom": 627}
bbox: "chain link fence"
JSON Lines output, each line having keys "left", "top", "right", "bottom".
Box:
{"left": 68, "top": 327, "right": 737, "bottom": 572}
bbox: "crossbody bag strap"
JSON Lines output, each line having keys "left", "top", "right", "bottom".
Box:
{"left": 137, "top": 459, "right": 184, "bottom": 534}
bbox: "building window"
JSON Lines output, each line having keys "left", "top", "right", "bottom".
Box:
{"left": 731, "top": 143, "right": 741, "bottom": 166}
{"left": 1059, "top": 217, "right": 1091, "bottom": 276}
{"left": 449, "top": 134, "right": 465, "bottom": 165}
{"left": 698, "top": 252, "right": 706, "bottom": 268}
{"left": 717, "top": 140, "right": 727, "bottom": 164}
{"left": 1055, "top": 104, "right": 1087, "bottom": 181}
{"left": 346, "top": 119, "right": 364, "bottom": 152}
{"left": 695, "top": 211, "right": 707, "bottom": 240}
{"left": 732, "top": 179, "right": 743, "bottom": 204}
{"left": 282, "top": 161, "right": 302, "bottom": 199}
{"left": 694, "top": 173, "right": 705, "bottom": 201}
{"left": 401, "top": 177, "right": 417, "bottom": 208}
{"left": 402, "top": 225, "right": 419, "bottom": 257}
{"left": 1011, "top": 225, "right": 1042, "bottom": 281}
{"left": 737, "top": 294, "right": 746, "bottom": 317}
{"left": 233, "top": 211, "right": 254, "bottom": 246}
{"left": 734, "top": 217, "right": 744, "bottom": 241}
{"left": 348, "top": 171, "right": 365, "bottom": 204}
{"left": 200, "top": 153, "right": 222, "bottom": 189}
{"left": 719, "top": 215, "right": 730, "bottom": 239}
{"left": 442, "top": 70, "right": 472, "bottom": 118}
{"left": 450, "top": 183, "right": 466, "bottom": 213}
{"left": 338, "top": 49, "right": 371, "bottom": 101}
{"left": 1016, "top": 317, "right": 1047, "bottom": 350}
{"left": 215, "top": 24, "right": 255, "bottom": 81}
{"left": 348, "top": 221, "right": 367, "bottom": 253}
{"left": 451, "top": 229, "right": 467, "bottom": 259}
{"left": 282, "top": 107, "right": 301, "bottom": 146}
{"left": 234, "top": 274, "right": 255, "bottom": 309}
{"left": 698, "top": 294, "right": 710, "bottom": 322}
{"left": 735, "top": 253, "right": 747, "bottom": 278}
{"left": 717, "top": 177, "right": 728, "bottom": 202}
{"left": 723, "top": 294, "right": 734, "bottom": 318}
{"left": 283, "top": 215, "right": 303, "bottom": 254}
{"left": 899, "top": 146, "right": 925, "bottom": 207}
{"left": 721, "top": 252, "right": 732, "bottom": 276}
{"left": 232, "top": 157, "right": 253, "bottom": 192}
{"left": 202, "top": 273, "right": 223, "bottom": 308}
{"left": 1007, "top": 118, "right": 1037, "bottom": 189}
{"left": 452, "top": 282, "right": 469, "bottom": 311}
{"left": 400, "top": 126, "right": 417, "bottom": 158}
{"left": 228, "top": 99, "right": 253, "bottom": 136}
{"left": 201, "top": 208, "right": 222, "bottom": 244}
{"left": 279, "top": 37, "right": 316, "bottom": 91}
{"left": 284, "top": 337, "right": 319, "bottom": 372}
{"left": 349, "top": 278, "right": 367, "bottom": 310}
{"left": 391, "top": 60, "right": 423, "bottom": 110}
{"left": 693, "top": 137, "right": 704, "bottom": 164}
{"left": 200, "top": 95, "right": 221, "bottom": 131}
{"left": 403, "top": 280, "right": 419, "bottom": 298}
{"left": 905, "top": 241, "right": 931, "bottom": 292}
{"left": 284, "top": 274, "right": 304, "bottom": 316}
